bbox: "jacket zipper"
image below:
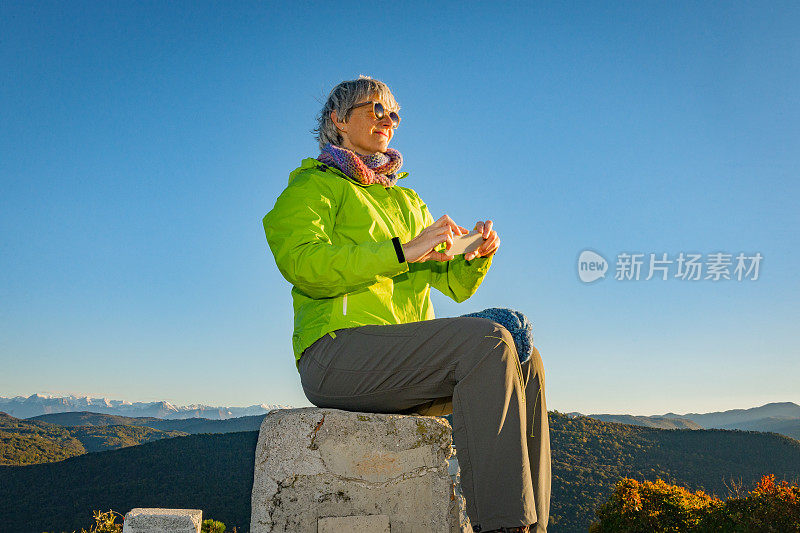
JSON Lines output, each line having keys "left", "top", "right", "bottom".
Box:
{"left": 342, "top": 293, "right": 348, "bottom": 316}
{"left": 386, "top": 188, "right": 410, "bottom": 237}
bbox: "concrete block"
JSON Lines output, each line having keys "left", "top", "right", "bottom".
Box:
{"left": 122, "top": 508, "right": 202, "bottom": 533}
{"left": 318, "top": 514, "right": 390, "bottom": 533}
{"left": 250, "top": 407, "right": 471, "bottom": 533}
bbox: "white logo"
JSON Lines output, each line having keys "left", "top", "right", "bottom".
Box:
{"left": 578, "top": 250, "right": 608, "bottom": 283}
{"left": 577, "top": 249, "right": 762, "bottom": 283}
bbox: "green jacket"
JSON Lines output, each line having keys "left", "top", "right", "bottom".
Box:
{"left": 263, "top": 158, "right": 493, "bottom": 370}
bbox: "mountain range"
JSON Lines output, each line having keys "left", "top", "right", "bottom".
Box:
{"left": 4, "top": 395, "right": 799, "bottom": 441}
{"left": 4, "top": 394, "right": 799, "bottom": 440}
{"left": 0, "top": 393, "right": 290, "bottom": 420}
{"left": 572, "top": 401, "right": 800, "bottom": 440}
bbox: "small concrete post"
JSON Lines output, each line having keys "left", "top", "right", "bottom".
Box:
{"left": 122, "top": 508, "right": 202, "bottom": 533}
{"left": 250, "top": 407, "right": 471, "bottom": 533}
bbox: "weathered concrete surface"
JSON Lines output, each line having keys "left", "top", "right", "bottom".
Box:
{"left": 122, "top": 508, "right": 202, "bottom": 533}
{"left": 318, "top": 514, "right": 390, "bottom": 532}
{"left": 250, "top": 407, "right": 471, "bottom": 532}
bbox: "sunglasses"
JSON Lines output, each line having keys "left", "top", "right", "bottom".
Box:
{"left": 349, "top": 101, "right": 401, "bottom": 128}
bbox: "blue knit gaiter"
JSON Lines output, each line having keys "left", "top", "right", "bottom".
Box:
{"left": 459, "top": 307, "right": 533, "bottom": 364}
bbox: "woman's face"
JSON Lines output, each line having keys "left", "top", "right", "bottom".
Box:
{"left": 332, "top": 96, "right": 396, "bottom": 155}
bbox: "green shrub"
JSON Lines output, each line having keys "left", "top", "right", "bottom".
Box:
{"left": 201, "top": 518, "right": 226, "bottom": 533}
{"left": 42, "top": 509, "right": 123, "bottom": 533}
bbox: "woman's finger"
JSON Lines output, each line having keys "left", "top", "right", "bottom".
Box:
{"left": 446, "top": 218, "right": 464, "bottom": 236}
{"left": 433, "top": 225, "right": 454, "bottom": 236}
{"left": 437, "top": 214, "right": 457, "bottom": 229}
{"left": 482, "top": 220, "right": 493, "bottom": 239}
{"left": 434, "top": 214, "right": 466, "bottom": 238}
{"left": 478, "top": 232, "right": 499, "bottom": 253}
{"left": 426, "top": 226, "right": 452, "bottom": 243}
{"left": 429, "top": 242, "right": 456, "bottom": 260}
{"left": 482, "top": 237, "right": 500, "bottom": 257}
{"left": 438, "top": 231, "right": 455, "bottom": 251}
{"left": 430, "top": 251, "right": 456, "bottom": 261}
{"left": 468, "top": 233, "right": 500, "bottom": 259}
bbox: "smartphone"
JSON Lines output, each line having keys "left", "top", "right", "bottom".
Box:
{"left": 444, "top": 230, "right": 484, "bottom": 256}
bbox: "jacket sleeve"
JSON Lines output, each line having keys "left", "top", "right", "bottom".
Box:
{"left": 416, "top": 199, "right": 493, "bottom": 303}
{"left": 263, "top": 173, "right": 409, "bottom": 299}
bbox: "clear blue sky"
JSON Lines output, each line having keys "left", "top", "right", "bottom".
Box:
{"left": 1, "top": 1, "right": 798, "bottom": 416}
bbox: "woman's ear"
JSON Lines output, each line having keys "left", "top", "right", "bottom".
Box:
{"left": 331, "top": 110, "right": 346, "bottom": 133}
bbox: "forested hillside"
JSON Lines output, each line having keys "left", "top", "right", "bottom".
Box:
{"left": 30, "top": 411, "right": 266, "bottom": 434}
{"left": 2, "top": 412, "right": 799, "bottom": 532}
{"left": 0, "top": 431, "right": 257, "bottom": 533}
{"left": 0, "top": 412, "right": 186, "bottom": 465}
{"left": 0, "top": 412, "right": 86, "bottom": 466}
{"left": 548, "top": 411, "right": 800, "bottom": 530}
{"left": 585, "top": 414, "right": 702, "bottom": 430}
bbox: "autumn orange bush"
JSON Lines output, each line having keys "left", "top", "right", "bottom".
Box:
{"left": 589, "top": 474, "right": 800, "bottom": 532}
{"left": 701, "top": 474, "right": 800, "bottom": 532}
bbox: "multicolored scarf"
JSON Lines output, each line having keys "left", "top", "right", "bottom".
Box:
{"left": 317, "top": 143, "right": 403, "bottom": 187}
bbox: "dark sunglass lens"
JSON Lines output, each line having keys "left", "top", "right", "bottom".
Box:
{"left": 373, "top": 102, "right": 385, "bottom": 120}
{"left": 389, "top": 112, "right": 400, "bottom": 127}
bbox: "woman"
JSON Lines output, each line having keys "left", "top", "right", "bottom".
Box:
{"left": 262, "top": 76, "right": 550, "bottom": 533}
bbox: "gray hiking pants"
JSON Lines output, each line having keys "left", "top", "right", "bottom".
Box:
{"left": 297, "top": 317, "right": 551, "bottom": 532}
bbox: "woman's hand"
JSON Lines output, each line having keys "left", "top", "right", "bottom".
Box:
{"left": 402, "top": 214, "right": 469, "bottom": 263}
{"left": 464, "top": 220, "right": 500, "bottom": 261}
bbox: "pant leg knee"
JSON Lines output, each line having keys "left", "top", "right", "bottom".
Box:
{"left": 463, "top": 317, "right": 515, "bottom": 347}
{"left": 479, "top": 318, "right": 521, "bottom": 361}
{"left": 454, "top": 317, "right": 520, "bottom": 381}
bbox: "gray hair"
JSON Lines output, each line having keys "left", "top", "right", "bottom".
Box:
{"left": 313, "top": 75, "right": 400, "bottom": 151}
